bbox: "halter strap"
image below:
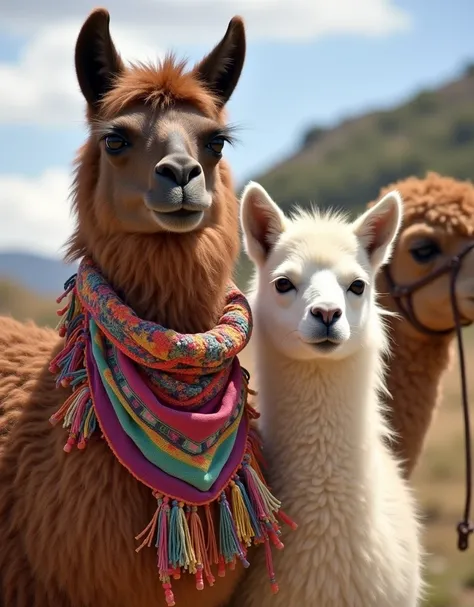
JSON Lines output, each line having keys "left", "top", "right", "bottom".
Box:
{"left": 383, "top": 242, "right": 474, "bottom": 550}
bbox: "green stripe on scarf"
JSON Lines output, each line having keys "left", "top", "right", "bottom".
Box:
{"left": 91, "top": 321, "right": 243, "bottom": 491}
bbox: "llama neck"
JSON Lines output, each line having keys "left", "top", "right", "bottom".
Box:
{"left": 70, "top": 153, "right": 239, "bottom": 333}
{"left": 254, "top": 334, "right": 384, "bottom": 496}
{"left": 383, "top": 313, "right": 453, "bottom": 476}
{"left": 88, "top": 230, "right": 235, "bottom": 333}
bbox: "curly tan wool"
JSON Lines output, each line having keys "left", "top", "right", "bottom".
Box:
{"left": 0, "top": 9, "right": 249, "bottom": 607}
{"left": 368, "top": 172, "right": 474, "bottom": 477}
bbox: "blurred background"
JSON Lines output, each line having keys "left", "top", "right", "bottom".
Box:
{"left": 1, "top": 1, "right": 474, "bottom": 604}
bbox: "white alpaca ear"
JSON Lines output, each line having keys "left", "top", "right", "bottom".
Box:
{"left": 240, "top": 181, "right": 286, "bottom": 264}
{"left": 352, "top": 190, "right": 403, "bottom": 270}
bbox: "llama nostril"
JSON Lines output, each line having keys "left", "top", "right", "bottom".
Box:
{"left": 156, "top": 165, "right": 177, "bottom": 184}
{"left": 155, "top": 156, "right": 203, "bottom": 187}
{"left": 311, "top": 307, "right": 342, "bottom": 327}
{"left": 188, "top": 164, "right": 202, "bottom": 181}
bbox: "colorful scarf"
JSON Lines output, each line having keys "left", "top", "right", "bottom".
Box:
{"left": 49, "top": 256, "right": 296, "bottom": 605}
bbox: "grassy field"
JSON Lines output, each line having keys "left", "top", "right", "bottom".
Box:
{"left": 2, "top": 279, "right": 474, "bottom": 605}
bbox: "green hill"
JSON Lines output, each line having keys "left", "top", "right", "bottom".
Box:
{"left": 249, "top": 63, "right": 474, "bottom": 216}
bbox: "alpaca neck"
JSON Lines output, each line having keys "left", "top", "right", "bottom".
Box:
{"left": 376, "top": 276, "right": 454, "bottom": 476}
{"left": 254, "top": 333, "right": 383, "bottom": 497}
{"left": 383, "top": 313, "right": 453, "bottom": 476}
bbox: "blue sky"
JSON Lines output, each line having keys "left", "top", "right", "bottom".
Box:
{"left": 0, "top": 0, "right": 473, "bottom": 257}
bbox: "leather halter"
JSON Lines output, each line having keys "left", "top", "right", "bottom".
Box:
{"left": 383, "top": 241, "right": 474, "bottom": 550}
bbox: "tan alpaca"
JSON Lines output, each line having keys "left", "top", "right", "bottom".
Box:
{"left": 0, "top": 9, "right": 250, "bottom": 607}
{"left": 368, "top": 172, "right": 474, "bottom": 477}
{"left": 234, "top": 182, "right": 423, "bottom": 607}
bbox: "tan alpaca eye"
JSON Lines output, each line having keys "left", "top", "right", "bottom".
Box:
{"left": 207, "top": 136, "right": 225, "bottom": 156}
{"left": 104, "top": 134, "right": 128, "bottom": 154}
{"left": 274, "top": 277, "right": 295, "bottom": 293}
{"left": 409, "top": 240, "right": 440, "bottom": 264}
{"left": 349, "top": 279, "right": 365, "bottom": 296}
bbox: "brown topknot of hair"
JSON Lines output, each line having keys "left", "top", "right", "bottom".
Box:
{"left": 368, "top": 171, "right": 474, "bottom": 238}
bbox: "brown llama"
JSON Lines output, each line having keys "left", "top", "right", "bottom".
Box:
{"left": 0, "top": 9, "right": 292, "bottom": 607}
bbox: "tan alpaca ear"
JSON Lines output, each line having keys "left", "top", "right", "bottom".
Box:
{"left": 353, "top": 190, "right": 403, "bottom": 270}
{"left": 75, "top": 8, "right": 125, "bottom": 109}
{"left": 193, "top": 16, "right": 246, "bottom": 107}
{"left": 240, "top": 181, "right": 286, "bottom": 265}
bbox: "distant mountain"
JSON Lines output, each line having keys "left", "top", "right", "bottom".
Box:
{"left": 0, "top": 277, "right": 58, "bottom": 327}
{"left": 0, "top": 251, "right": 77, "bottom": 296}
{"left": 247, "top": 63, "right": 474, "bottom": 216}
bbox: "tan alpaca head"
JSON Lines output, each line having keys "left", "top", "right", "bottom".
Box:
{"left": 370, "top": 172, "right": 474, "bottom": 334}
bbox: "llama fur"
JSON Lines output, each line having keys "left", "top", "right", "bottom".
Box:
{"left": 233, "top": 182, "right": 423, "bottom": 607}
{"left": 0, "top": 10, "right": 250, "bottom": 607}
{"left": 368, "top": 172, "right": 474, "bottom": 477}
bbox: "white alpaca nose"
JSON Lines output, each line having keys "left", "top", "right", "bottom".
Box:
{"left": 310, "top": 306, "right": 342, "bottom": 327}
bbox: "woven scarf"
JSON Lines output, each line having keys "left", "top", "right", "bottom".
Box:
{"left": 48, "top": 256, "right": 296, "bottom": 605}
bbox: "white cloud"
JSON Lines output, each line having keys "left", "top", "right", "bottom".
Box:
{"left": 0, "top": 23, "right": 162, "bottom": 126}
{"left": 0, "top": 168, "right": 74, "bottom": 256}
{"left": 0, "top": 0, "right": 411, "bottom": 125}
{"left": 1, "top": 0, "right": 411, "bottom": 43}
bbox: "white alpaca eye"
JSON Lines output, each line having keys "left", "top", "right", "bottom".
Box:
{"left": 274, "top": 277, "right": 295, "bottom": 293}
{"left": 348, "top": 279, "right": 365, "bottom": 296}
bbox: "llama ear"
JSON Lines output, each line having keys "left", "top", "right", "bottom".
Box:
{"left": 75, "top": 8, "right": 125, "bottom": 109}
{"left": 352, "top": 190, "right": 403, "bottom": 270}
{"left": 193, "top": 16, "right": 246, "bottom": 107}
{"left": 240, "top": 181, "right": 286, "bottom": 265}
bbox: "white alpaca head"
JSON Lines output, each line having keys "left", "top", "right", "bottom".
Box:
{"left": 240, "top": 182, "right": 403, "bottom": 361}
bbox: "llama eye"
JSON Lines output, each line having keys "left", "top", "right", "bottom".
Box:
{"left": 274, "top": 277, "right": 295, "bottom": 293}
{"left": 104, "top": 134, "right": 129, "bottom": 154}
{"left": 206, "top": 136, "right": 225, "bottom": 157}
{"left": 348, "top": 279, "right": 365, "bottom": 296}
{"left": 409, "top": 241, "right": 440, "bottom": 264}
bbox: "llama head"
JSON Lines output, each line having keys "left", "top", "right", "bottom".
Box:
{"left": 75, "top": 9, "right": 245, "bottom": 240}
{"left": 240, "top": 182, "right": 403, "bottom": 361}
{"left": 69, "top": 8, "right": 245, "bottom": 245}
{"left": 64, "top": 9, "right": 246, "bottom": 331}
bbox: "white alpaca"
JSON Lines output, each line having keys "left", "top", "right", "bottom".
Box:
{"left": 236, "top": 183, "right": 423, "bottom": 607}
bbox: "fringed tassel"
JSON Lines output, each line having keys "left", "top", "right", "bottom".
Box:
{"left": 205, "top": 504, "right": 219, "bottom": 569}
{"left": 134, "top": 446, "right": 297, "bottom": 604}
{"left": 49, "top": 383, "right": 95, "bottom": 452}
{"left": 135, "top": 495, "right": 176, "bottom": 606}
{"left": 157, "top": 498, "right": 171, "bottom": 577}
{"left": 233, "top": 476, "right": 263, "bottom": 543}
{"left": 218, "top": 492, "right": 250, "bottom": 569}
{"left": 276, "top": 508, "right": 298, "bottom": 532}
{"left": 241, "top": 456, "right": 281, "bottom": 524}
{"left": 190, "top": 506, "right": 214, "bottom": 588}
{"left": 264, "top": 528, "right": 279, "bottom": 595}
{"left": 247, "top": 426, "right": 268, "bottom": 478}
{"left": 238, "top": 452, "right": 300, "bottom": 592}
{"left": 135, "top": 497, "right": 161, "bottom": 552}
{"left": 169, "top": 501, "right": 196, "bottom": 573}
{"left": 49, "top": 276, "right": 98, "bottom": 453}
{"left": 230, "top": 479, "right": 256, "bottom": 547}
